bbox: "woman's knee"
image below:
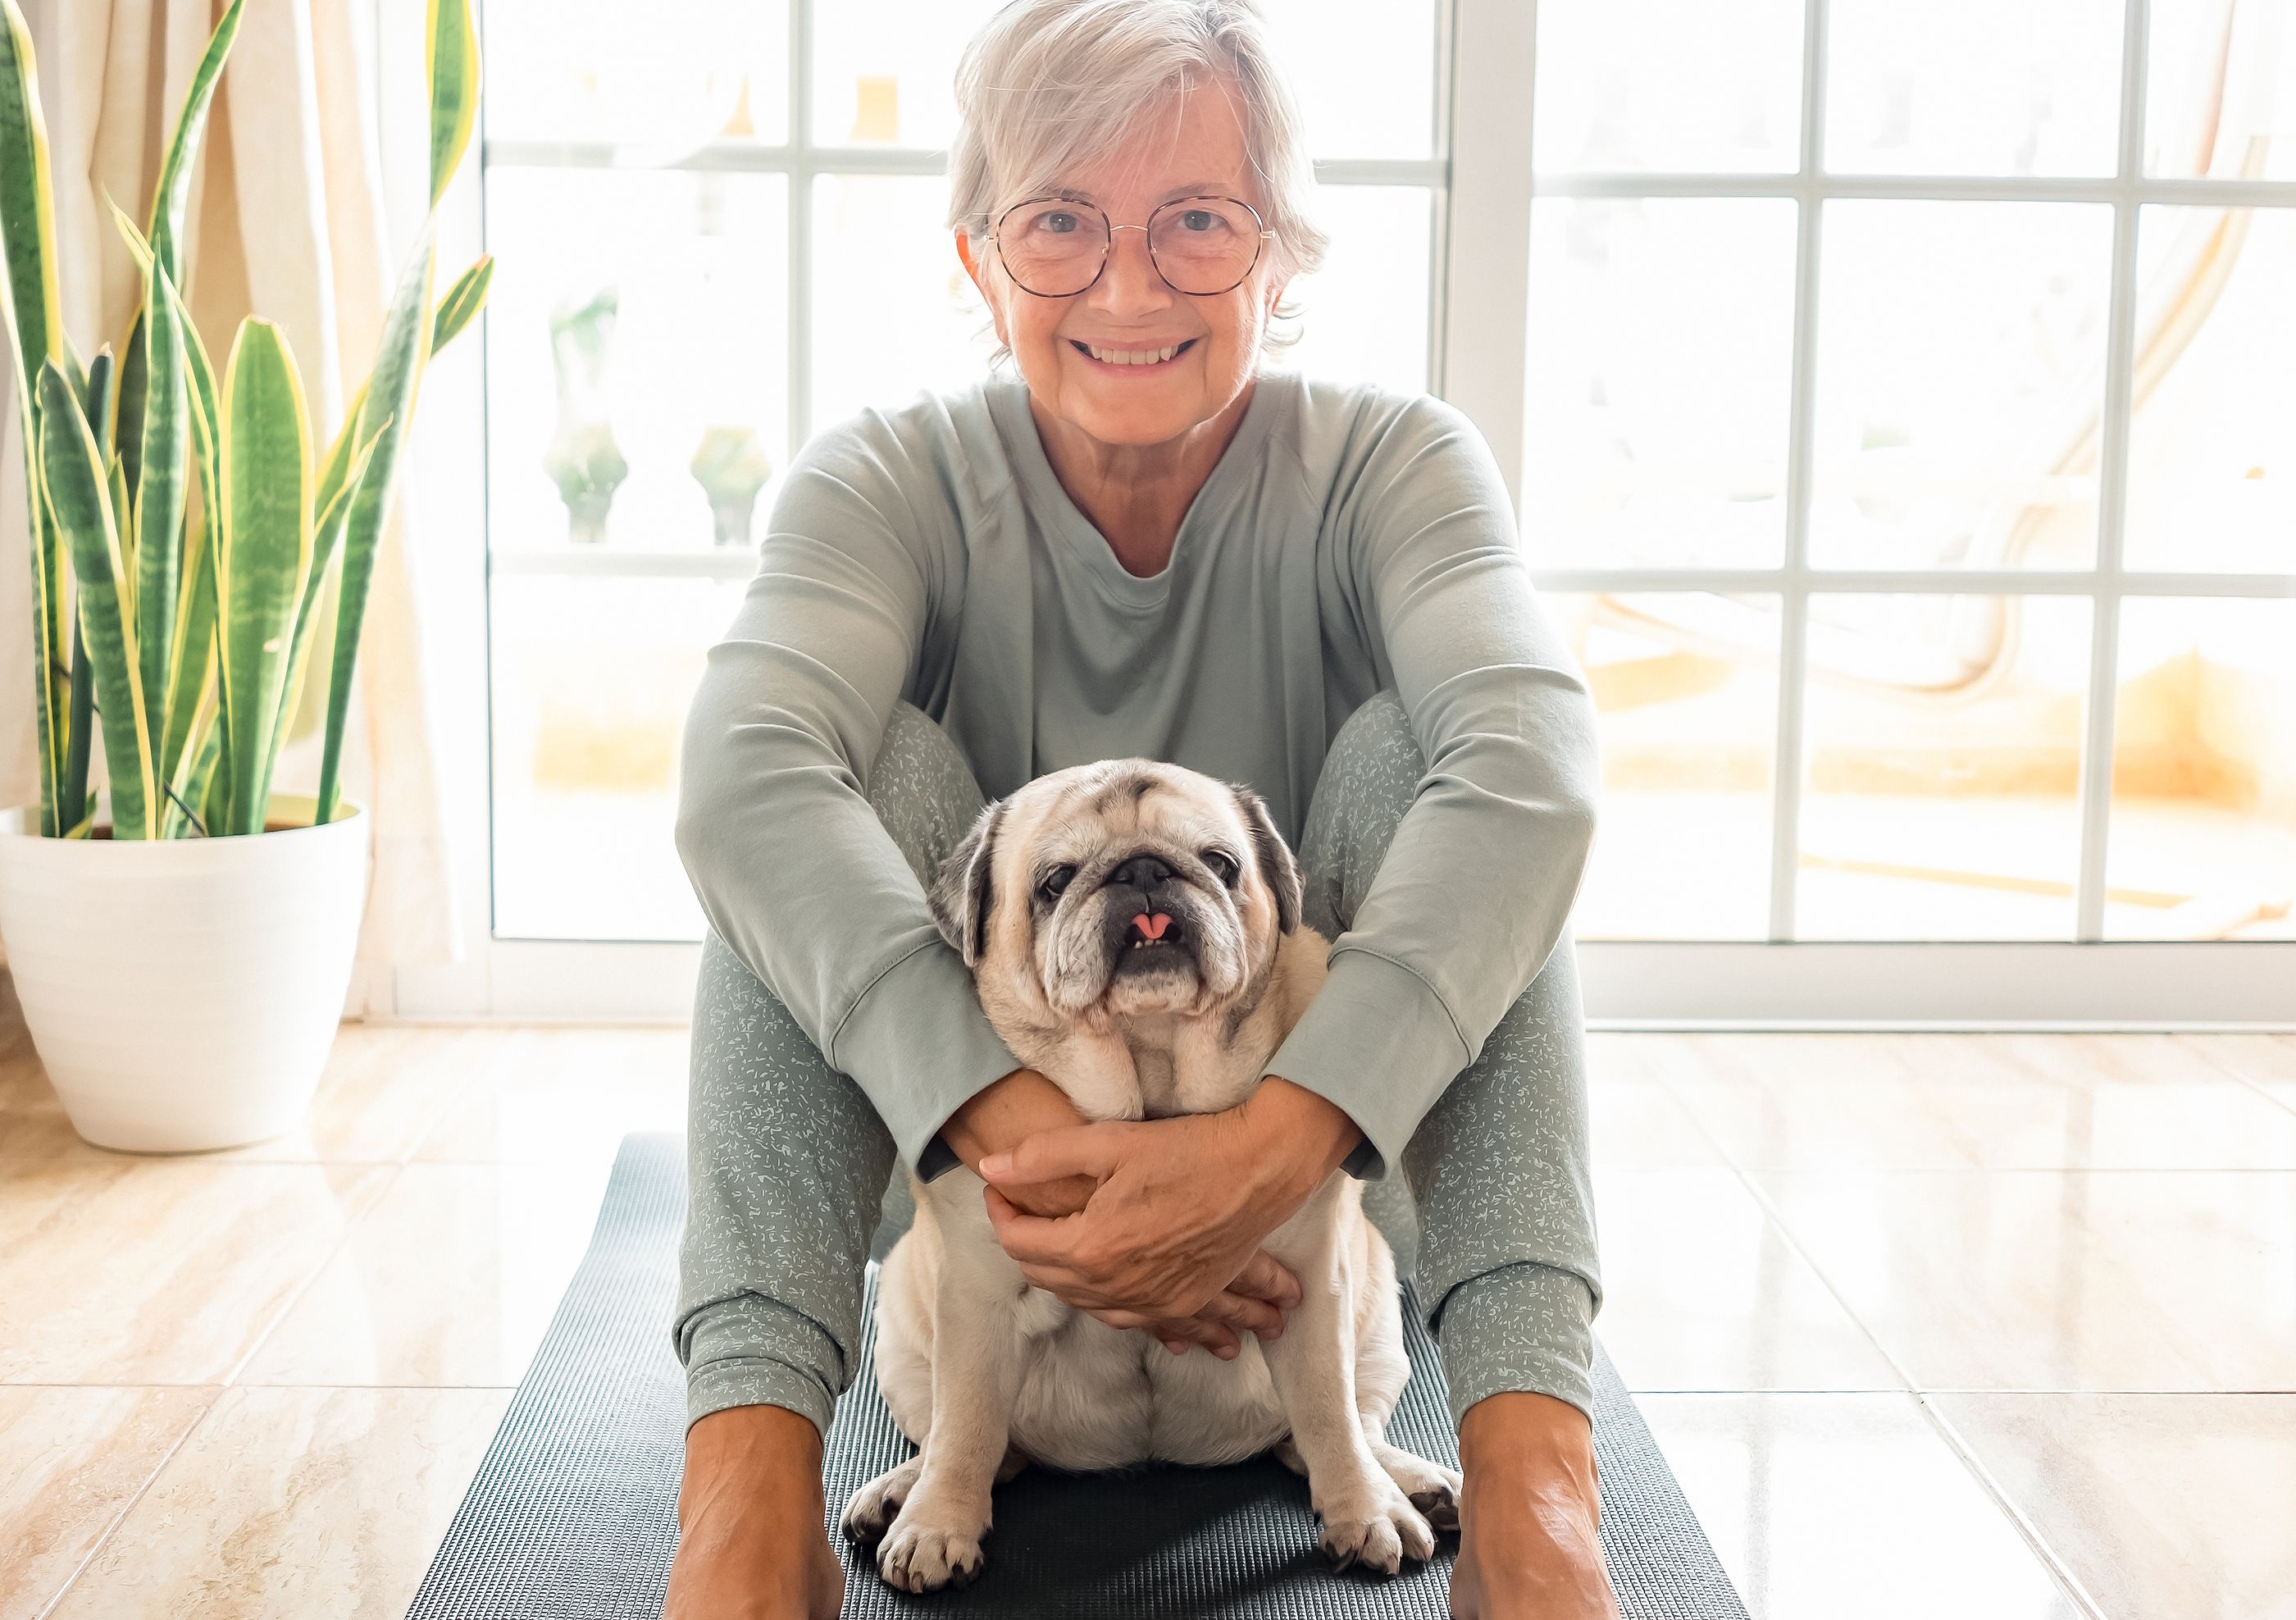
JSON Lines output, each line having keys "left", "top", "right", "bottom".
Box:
{"left": 867, "top": 700, "right": 989, "bottom": 888}
{"left": 1297, "top": 689, "right": 1422, "bottom": 938}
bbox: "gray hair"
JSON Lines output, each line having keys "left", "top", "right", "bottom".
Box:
{"left": 946, "top": 0, "right": 1329, "bottom": 363}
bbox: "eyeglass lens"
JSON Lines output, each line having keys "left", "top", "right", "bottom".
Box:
{"left": 995, "top": 197, "right": 1264, "bottom": 297}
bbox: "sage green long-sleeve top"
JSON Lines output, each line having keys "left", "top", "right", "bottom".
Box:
{"left": 674, "top": 365, "right": 1601, "bottom": 1189}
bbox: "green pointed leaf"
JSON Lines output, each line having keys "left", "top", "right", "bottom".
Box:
{"left": 0, "top": 0, "right": 67, "bottom": 833}
{"left": 80, "top": 344, "right": 113, "bottom": 454}
{"left": 0, "top": 0, "right": 62, "bottom": 391}
{"left": 36, "top": 359, "right": 153, "bottom": 837}
{"left": 432, "top": 255, "right": 492, "bottom": 353}
{"left": 58, "top": 611, "right": 89, "bottom": 832}
{"left": 272, "top": 420, "right": 384, "bottom": 769}
{"left": 426, "top": 0, "right": 479, "bottom": 207}
{"left": 160, "top": 699, "right": 219, "bottom": 837}
{"left": 314, "top": 379, "right": 371, "bottom": 523}
{"left": 134, "top": 253, "right": 189, "bottom": 775}
{"left": 146, "top": 0, "right": 244, "bottom": 288}
{"left": 316, "top": 230, "right": 435, "bottom": 824}
{"left": 161, "top": 499, "right": 215, "bottom": 795}
{"left": 216, "top": 320, "right": 312, "bottom": 837}
{"left": 112, "top": 201, "right": 222, "bottom": 783}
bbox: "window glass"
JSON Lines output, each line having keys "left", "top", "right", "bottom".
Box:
{"left": 1533, "top": 0, "right": 1806, "bottom": 174}
{"left": 2146, "top": 0, "right": 2296, "bottom": 179}
{"left": 2123, "top": 206, "right": 2296, "bottom": 573}
{"left": 1524, "top": 197, "right": 1798, "bottom": 568}
{"left": 1797, "top": 595, "right": 2093, "bottom": 940}
{"left": 1825, "top": 0, "right": 2123, "bottom": 176}
{"left": 1549, "top": 592, "right": 1783, "bottom": 940}
{"left": 490, "top": 577, "right": 743, "bottom": 940}
{"left": 485, "top": 169, "right": 790, "bottom": 558}
{"left": 1809, "top": 200, "right": 2112, "bottom": 571}
{"left": 2107, "top": 599, "right": 2296, "bottom": 940}
{"left": 486, "top": 0, "right": 789, "bottom": 148}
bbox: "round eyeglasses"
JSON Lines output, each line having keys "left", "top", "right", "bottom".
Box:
{"left": 989, "top": 194, "right": 1276, "bottom": 299}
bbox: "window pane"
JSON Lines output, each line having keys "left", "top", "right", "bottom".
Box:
{"left": 2124, "top": 206, "right": 2296, "bottom": 573}
{"left": 812, "top": 175, "right": 992, "bottom": 431}
{"left": 1261, "top": 0, "right": 1436, "bottom": 159}
{"left": 2107, "top": 599, "right": 2296, "bottom": 939}
{"left": 1825, "top": 0, "right": 2122, "bottom": 176}
{"left": 485, "top": 0, "right": 788, "bottom": 148}
{"left": 812, "top": 0, "right": 1003, "bottom": 147}
{"left": 1810, "top": 201, "right": 2112, "bottom": 571}
{"left": 1524, "top": 198, "right": 1797, "bottom": 568}
{"left": 1533, "top": 0, "right": 1805, "bottom": 174}
{"left": 1281, "top": 185, "right": 1431, "bottom": 393}
{"left": 2146, "top": 0, "right": 2295, "bottom": 179}
{"left": 1551, "top": 592, "right": 1781, "bottom": 939}
{"left": 490, "top": 577, "right": 739, "bottom": 940}
{"left": 485, "top": 170, "right": 790, "bottom": 556}
{"left": 1797, "top": 595, "right": 2092, "bottom": 940}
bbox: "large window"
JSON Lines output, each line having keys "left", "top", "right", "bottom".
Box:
{"left": 1525, "top": 0, "right": 2295, "bottom": 945}
{"left": 445, "top": 0, "right": 2294, "bottom": 1018}
{"left": 476, "top": 0, "right": 1446, "bottom": 941}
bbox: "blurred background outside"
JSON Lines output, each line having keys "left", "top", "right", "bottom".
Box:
{"left": 475, "top": 0, "right": 2294, "bottom": 951}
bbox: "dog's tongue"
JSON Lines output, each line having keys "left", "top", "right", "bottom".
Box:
{"left": 1131, "top": 911, "right": 1173, "bottom": 941}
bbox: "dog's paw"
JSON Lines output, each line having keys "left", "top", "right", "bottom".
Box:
{"left": 876, "top": 1515, "right": 988, "bottom": 1593}
{"left": 840, "top": 1458, "right": 922, "bottom": 1547}
{"left": 1319, "top": 1487, "right": 1437, "bottom": 1575}
{"left": 1374, "top": 1443, "right": 1463, "bottom": 1536}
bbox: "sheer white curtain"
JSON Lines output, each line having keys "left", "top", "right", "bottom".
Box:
{"left": 0, "top": 0, "right": 461, "bottom": 1004}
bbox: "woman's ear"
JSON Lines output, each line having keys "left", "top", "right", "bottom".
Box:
{"left": 955, "top": 231, "right": 1008, "bottom": 345}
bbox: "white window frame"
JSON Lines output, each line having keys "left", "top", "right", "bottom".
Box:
{"left": 393, "top": 0, "right": 2296, "bottom": 1024}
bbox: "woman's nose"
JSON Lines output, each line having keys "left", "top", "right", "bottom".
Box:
{"left": 1088, "top": 224, "right": 1176, "bottom": 313}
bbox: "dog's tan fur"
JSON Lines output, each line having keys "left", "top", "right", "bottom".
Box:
{"left": 841, "top": 758, "right": 1460, "bottom": 1593}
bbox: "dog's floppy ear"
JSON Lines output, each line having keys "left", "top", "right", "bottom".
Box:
{"left": 929, "top": 798, "right": 1008, "bottom": 967}
{"left": 1229, "top": 785, "right": 1302, "bottom": 935}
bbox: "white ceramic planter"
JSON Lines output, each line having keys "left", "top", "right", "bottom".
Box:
{"left": 0, "top": 795, "right": 369, "bottom": 1152}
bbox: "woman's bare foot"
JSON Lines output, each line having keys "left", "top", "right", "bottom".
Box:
{"left": 663, "top": 1404, "right": 846, "bottom": 1620}
{"left": 1450, "top": 1393, "right": 1620, "bottom": 1620}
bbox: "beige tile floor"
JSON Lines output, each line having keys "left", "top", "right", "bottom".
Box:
{"left": 1, "top": 979, "right": 2291, "bottom": 1620}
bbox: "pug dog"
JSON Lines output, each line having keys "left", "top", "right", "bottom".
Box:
{"left": 840, "top": 757, "right": 1461, "bottom": 1594}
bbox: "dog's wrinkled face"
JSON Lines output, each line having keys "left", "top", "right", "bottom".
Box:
{"left": 929, "top": 760, "right": 1302, "bottom": 1024}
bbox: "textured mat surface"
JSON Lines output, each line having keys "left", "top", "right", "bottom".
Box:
{"left": 407, "top": 1134, "right": 1747, "bottom": 1619}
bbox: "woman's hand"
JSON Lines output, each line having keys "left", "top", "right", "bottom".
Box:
{"left": 977, "top": 1078, "right": 1364, "bottom": 1346}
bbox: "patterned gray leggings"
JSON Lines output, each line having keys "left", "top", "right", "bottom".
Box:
{"left": 675, "top": 691, "right": 1601, "bottom": 1441}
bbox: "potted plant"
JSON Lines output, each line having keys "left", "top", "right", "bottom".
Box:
{"left": 0, "top": 0, "right": 492, "bottom": 1151}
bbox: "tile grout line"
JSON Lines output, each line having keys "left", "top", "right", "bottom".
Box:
{"left": 1633, "top": 1035, "right": 2113, "bottom": 1620}
{"left": 33, "top": 1142, "right": 416, "bottom": 1619}
{"left": 34, "top": 1390, "right": 221, "bottom": 1620}
{"left": 216, "top": 1160, "right": 411, "bottom": 1389}
{"left": 2167, "top": 1032, "right": 2296, "bottom": 1125}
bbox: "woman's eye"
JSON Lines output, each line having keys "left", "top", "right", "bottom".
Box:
{"left": 1040, "top": 865, "right": 1077, "bottom": 899}
{"left": 1038, "top": 212, "right": 1077, "bottom": 235}
{"left": 1179, "top": 209, "right": 1218, "bottom": 232}
{"left": 1205, "top": 851, "right": 1240, "bottom": 887}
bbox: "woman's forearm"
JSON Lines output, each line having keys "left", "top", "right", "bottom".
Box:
{"left": 941, "top": 1067, "right": 1096, "bottom": 1216}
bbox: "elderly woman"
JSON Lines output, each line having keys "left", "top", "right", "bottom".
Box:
{"left": 663, "top": 2, "right": 1610, "bottom": 1616}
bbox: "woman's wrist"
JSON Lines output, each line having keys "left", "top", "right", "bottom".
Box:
{"left": 1237, "top": 1075, "right": 1364, "bottom": 1204}
{"left": 941, "top": 1068, "right": 1098, "bottom": 1216}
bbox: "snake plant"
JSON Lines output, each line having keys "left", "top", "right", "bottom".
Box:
{"left": 0, "top": 0, "right": 493, "bottom": 838}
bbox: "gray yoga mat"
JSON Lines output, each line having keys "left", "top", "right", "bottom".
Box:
{"left": 406, "top": 1134, "right": 1747, "bottom": 1619}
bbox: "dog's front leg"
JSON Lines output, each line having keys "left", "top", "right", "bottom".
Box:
{"left": 1262, "top": 1185, "right": 1437, "bottom": 1575}
{"left": 875, "top": 1184, "right": 1030, "bottom": 1594}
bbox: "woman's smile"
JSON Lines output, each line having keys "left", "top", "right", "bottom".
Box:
{"left": 1069, "top": 336, "right": 1200, "bottom": 372}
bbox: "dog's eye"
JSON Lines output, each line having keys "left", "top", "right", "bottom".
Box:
{"left": 1204, "top": 850, "right": 1240, "bottom": 887}
{"left": 1038, "top": 865, "right": 1077, "bottom": 901}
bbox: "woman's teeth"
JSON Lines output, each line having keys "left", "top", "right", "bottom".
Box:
{"left": 1078, "top": 340, "right": 1191, "bottom": 365}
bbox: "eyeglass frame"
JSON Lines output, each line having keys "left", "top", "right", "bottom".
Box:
{"left": 986, "top": 193, "right": 1278, "bottom": 299}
